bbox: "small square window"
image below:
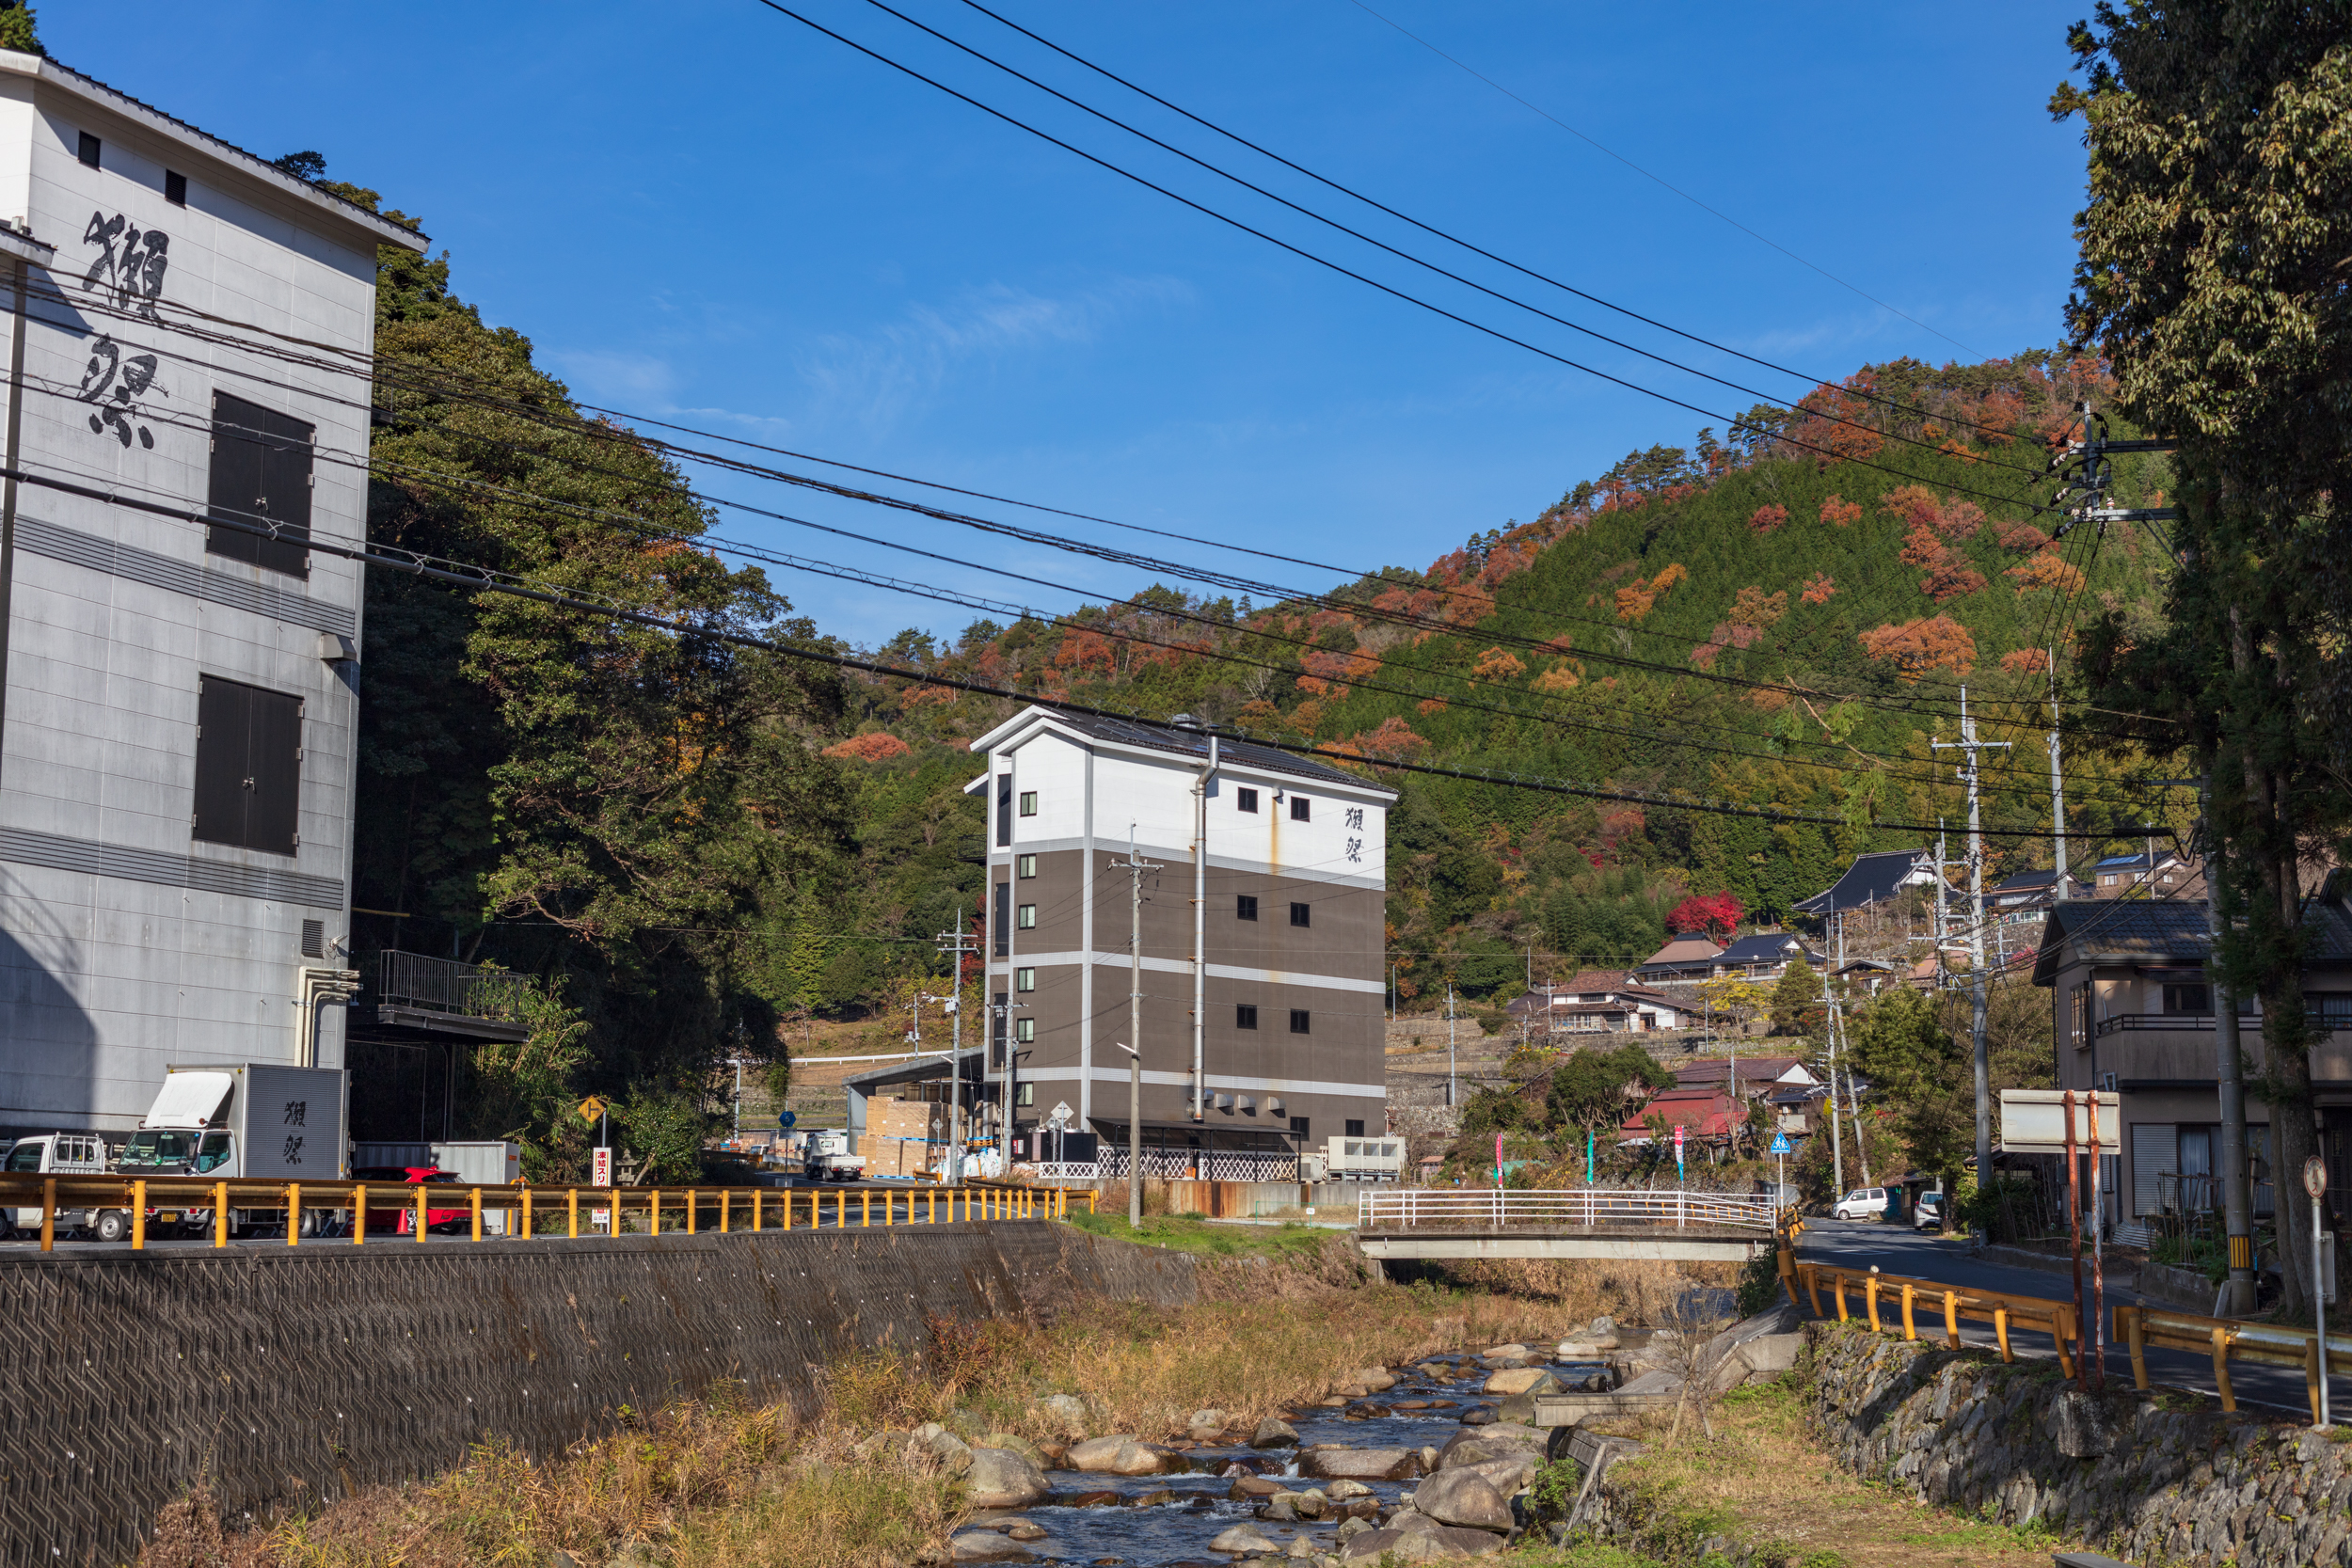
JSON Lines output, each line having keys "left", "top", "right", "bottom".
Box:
{"left": 1016, "top": 904, "right": 1036, "bottom": 929}
{"left": 76, "top": 132, "right": 100, "bottom": 169}
{"left": 1290, "top": 796, "right": 1311, "bottom": 822}
{"left": 1289, "top": 1008, "right": 1311, "bottom": 1035}
{"left": 1236, "top": 787, "right": 1258, "bottom": 814}
{"left": 1016, "top": 854, "right": 1037, "bottom": 879}
{"left": 1016, "top": 967, "right": 1036, "bottom": 992}
{"left": 1289, "top": 902, "right": 1311, "bottom": 927}
{"left": 1344, "top": 1118, "right": 1365, "bottom": 1138}
{"left": 165, "top": 170, "right": 187, "bottom": 206}
{"left": 1236, "top": 895, "right": 1258, "bottom": 922}
{"left": 1017, "top": 1081, "right": 1035, "bottom": 1105}
{"left": 1018, "top": 791, "right": 1038, "bottom": 816}
{"left": 1289, "top": 1116, "right": 1310, "bottom": 1138}
{"left": 1015, "top": 1018, "right": 1035, "bottom": 1043}
{"left": 1235, "top": 1004, "right": 1258, "bottom": 1030}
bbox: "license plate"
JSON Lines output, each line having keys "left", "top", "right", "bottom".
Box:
{"left": 155, "top": 1212, "right": 180, "bottom": 1223}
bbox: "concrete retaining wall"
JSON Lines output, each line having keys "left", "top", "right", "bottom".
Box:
{"left": 1801, "top": 1320, "right": 2352, "bottom": 1566}
{"left": 0, "top": 1221, "right": 1194, "bottom": 1566}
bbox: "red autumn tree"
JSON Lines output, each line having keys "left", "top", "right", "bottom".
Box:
{"left": 1858, "top": 615, "right": 1978, "bottom": 681}
{"left": 1667, "top": 891, "right": 1744, "bottom": 938}
{"left": 822, "top": 731, "right": 913, "bottom": 763}
{"left": 1801, "top": 571, "right": 1836, "bottom": 605}
{"left": 1899, "top": 523, "right": 1947, "bottom": 567}
{"left": 1784, "top": 375, "right": 1884, "bottom": 467}
{"left": 2000, "top": 647, "right": 2053, "bottom": 675}
{"left": 1820, "top": 495, "right": 1863, "bottom": 526}
{"left": 2006, "top": 551, "right": 2085, "bottom": 594}
{"left": 1749, "top": 503, "right": 1789, "bottom": 533}
{"left": 1920, "top": 557, "right": 1989, "bottom": 602}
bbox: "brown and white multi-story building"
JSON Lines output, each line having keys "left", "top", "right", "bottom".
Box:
{"left": 963, "top": 706, "right": 1394, "bottom": 1179}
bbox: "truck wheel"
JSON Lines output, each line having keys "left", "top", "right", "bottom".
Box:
{"left": 92, "top": 1211, "right": 129, "bottom": 1243}
{"left": 297, "top": 1209, "right": 322, "bottom": 1238}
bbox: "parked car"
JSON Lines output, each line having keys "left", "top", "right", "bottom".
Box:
{"left": 1914, "top": 1192, "right": 1948, "bottom": 1232}
{"left": 1832, "top": 1186, "right": 1888, "bottom": 1221}
{"left": 353, "top": 1165, "right": 470, "bottom": 1233}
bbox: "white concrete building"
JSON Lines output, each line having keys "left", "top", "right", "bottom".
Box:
{"left": 0, "top": 51, "right": 424, "bottom": 1137}
{"left": 961, "top": 707, "right": 1395, "bottom": 1179}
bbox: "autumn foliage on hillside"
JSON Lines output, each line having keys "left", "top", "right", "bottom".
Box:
{"left": 1858, "top": 615, "right": 1978, "bottom": 680}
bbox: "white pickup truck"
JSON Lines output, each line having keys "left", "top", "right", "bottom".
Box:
{"left": 798, "top": 1129, "right": 866, "bottom": 1182}
{"left": 0, "top": 1133, "right": 117, "bottom": 1240}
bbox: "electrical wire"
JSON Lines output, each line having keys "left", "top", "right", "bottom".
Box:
{"left": 1340, "top": 0, "right": 1981, "bottom": 359}
{"left": 743, "top": 0, "right": 2055, "bottom": 522}
{"left": 861, "top": 0, "right": 2042, "bottom": 468}
{"left": 951, "top": 0, "right": 2018, "bottom": 445}
{"left": 0, "top": 454, "right": 2122, "bottom": 841}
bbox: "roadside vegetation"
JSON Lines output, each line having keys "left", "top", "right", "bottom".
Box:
{"left": 1061, "top": 1206, "right": 1339, "bottom": 1260}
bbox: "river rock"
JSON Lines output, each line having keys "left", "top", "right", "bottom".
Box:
{"left": 1340, "top": 1517, "right": 1507, "bottom": 1560}
{"left": 1457, "top": 1406, "right": 1497, "bottom": 1426}
{"left": 1436, "top": 1425, "right": 1547, "bottom": 1470}
{"left": 1232, "top": 1473, "right": 1285, "bottom": 1497}
{"left": 914, "top": 1421, "right": 977, "bottom": 1477}
{"left": 1249, "top": 1417, "right": 1300, "bottom": 1448}
{"left": 1299, "top": 1446, "right": 1424, "bottom": 1481}
{"left": 1326, "top": 1478, "right": 1372, "bottom": 1499}
{"left": 1066, "top": 1435, "right": 1165, "bottom": 1475}
{"left": 1481, "top": 1367, "right": 1555, "bottom": 1397}
{"left": 1410, "top": 1467, "right": 1514, "bottom": 1532}
{"left": 1187, "top": 1407, "right": 1229, "bottom": 1438}
{"left": 1346, "top": 1367, "right": 1398, "bottom": 1391}
{"left": 1066, "top": 1489, "right": 1121, "bottom": 1508}
{"left": 1496, "top": 1373, "right": 1564, "bottom": 1423}
{"left": 977, "top": 1433, "right": 1050, "bottom": 1468}
{"left": 1590, "top": 1316, "right": 1615, "bottom": 1333}
{"left": 1480, "top": 1344, "right": 1532, "bottom": 1360}
{"left": 949, "top": 1530, "right": 1038, "bottom": 1563}
{"left": 1038, "top": 1393, "right": 1089, "bottom": 1436}
{"left": 1336, "top": 1516, "right": 1374, "bottom": 1544}
{"left": 1209, "top": 1523, "right": 1278, "bottom": 1555}
{"left": 966, "top": 1448, "right": 1051, "bottom": 1509}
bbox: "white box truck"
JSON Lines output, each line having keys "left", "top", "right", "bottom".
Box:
{"left": 117, "top": 1064, "right": 348, "bottom": 1238}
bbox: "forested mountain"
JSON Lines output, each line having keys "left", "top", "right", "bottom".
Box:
{"left": 830, "top": 356, "right": 2176, "bottom": 1007}
{"left": 314, "top": 154, "right": 2172, "bottom": 1170}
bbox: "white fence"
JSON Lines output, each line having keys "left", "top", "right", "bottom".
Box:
{"left": 1357, "top": 1187, "right": 1779, "bottom": 1231}
{"left": 1095, "top": 1148, "right": 1301, "bottom": 1181}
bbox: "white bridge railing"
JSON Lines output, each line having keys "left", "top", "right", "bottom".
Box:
{"left": 1357, "top": 1187, "right": 1779, "bottom": 1232}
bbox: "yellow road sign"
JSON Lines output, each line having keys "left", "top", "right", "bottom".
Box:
{"left": 578, "top": 1095, "right": 608, "bottom": 1125}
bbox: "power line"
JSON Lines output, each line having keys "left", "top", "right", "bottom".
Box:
{"left": 744, "top": 0, "right": 2053, "bottom": 523}
{"left": 951, "top": 0, "right": 2018, "bottom": 444}
{"left": 864, "top": 0, "right": 2040, "bottom": 467}
{"left": 1340, "top": 0, "right": 1981, "bottom": 359}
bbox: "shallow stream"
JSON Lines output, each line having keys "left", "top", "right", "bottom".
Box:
{"left": 989, "top": 1352, "right": 1612, "bottom": 1565}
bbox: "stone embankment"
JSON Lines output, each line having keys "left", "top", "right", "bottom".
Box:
{"left": 1804, "top": 1320, "right": 2352, "bottom": 1567}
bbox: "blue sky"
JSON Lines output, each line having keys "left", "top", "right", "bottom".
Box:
{"left": 70, "top": 3, "right": 2091, "bottom": 647}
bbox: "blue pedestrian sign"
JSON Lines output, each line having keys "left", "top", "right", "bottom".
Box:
{"left": 778, "top": 1111, "right": 797, "bottom": 1130}
{"left": 1769, "top": 1132, "right": 1791, "bottom": 1155}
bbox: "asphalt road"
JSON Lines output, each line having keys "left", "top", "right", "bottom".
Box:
{"left": 1798, "top": 1216, "right": 2326, "bottom": 1418}
{"left": 0, "top": 1180, "right": 1010, "bottom": 1255}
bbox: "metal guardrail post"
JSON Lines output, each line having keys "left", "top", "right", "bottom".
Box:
{"left": 470, "top": 1188, "right": 483, "bottom": 1243}
{"left": 39, "top": 1177, "right": 54, "bottom": 1253}
{"left": 287, "top": 1183, "right": 300, "bottom": 1246}
{"left": 568, "top": 1187, "right": 580, "bottom": 1238}
{"left": 413, "top": 1184, "right": 426, "bottom": 1243}
{"left": 214, "top": 1181, "right": 230, "bottom": 1247}
{"left": 131, "top": 1180, "right": 146, "bottom": 1250}
{"left": 352, "top": 1183, "right": 366, "bottom": 1245}
{"left": 521, "top": 1188, "right": 532, "bottom": 1238}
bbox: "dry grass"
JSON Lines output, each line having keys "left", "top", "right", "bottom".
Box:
{"left": 1539, "top": 1375, "right": 2075, "bottom": 1568}
{"left": 143, "top": 1247, "right": 1700, "bottom": 1568}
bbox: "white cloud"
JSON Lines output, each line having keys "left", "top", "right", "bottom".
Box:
{"left": 796, "top": 277, "right": 1193, "bottom": 438}
{"left": 544, "top": 349, "right": 678, "bottom": 404}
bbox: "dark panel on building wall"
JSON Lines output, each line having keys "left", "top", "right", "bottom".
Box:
{"left": 204, "top": 391, "right": 314, "bottom": 578}
{"left": 193, "top": 676, "right": 301, "bottom": 856}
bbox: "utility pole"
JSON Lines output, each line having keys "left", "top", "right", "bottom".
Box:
{"left": 933, "top": 926, "right": 978, "bottom": 1181}
{"left": 2048, "top": 658, "right": 2069, "bottom": 887}
{"left": 1447, "top": 981, "right": 1458, "bottom": 1108}
{"left": 1184, "top": 721, "right": 1218, "bottom": 1125}
{"left": 1820, "top": 917, "right": 1845, "bottom": 1196}
{"left": 1111, "top": 824, "right": 1161, "bottom": 1228}
{"left": 2198, "top": 774, "right": 2258, "bottom": 1313}
{"left": 1934, "top": 688, "right": 2010, "bottom": 1184}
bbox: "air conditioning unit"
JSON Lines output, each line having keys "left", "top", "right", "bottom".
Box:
{"left": 1264, "top": 1096, "right": 1283, "bottom": 1114}
{"left": 1237, "top": 1095, "right": 1255, "bottom": 1115}
{"left": 1214, "top": 1092, "right": 1232, "bottom": 1112}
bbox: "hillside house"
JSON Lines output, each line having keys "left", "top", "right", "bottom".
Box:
{"left": 1673, "top": 1055, "right": 1819, "bottom": 1096}
{"left": 2089, "top": 851, "right": 2205, "bottom": 902}
{"left": 1989, "top": 867, "right": 2091, "bottom": 918}
{"left": 1507, "top": 970, "right": 1692, "bottom": 1033}
{"left": 1709, "top": 932, "right": 1824, "bottom": 980}
{"left": 1633, "top": 935, "right": 1724, "bottom": 988}
{"left": 2032, "top": 879, "right": 2352, "bottom": 1244}
{"left": 1619, "top": 1086, "right": 1741, "bottom": 1147}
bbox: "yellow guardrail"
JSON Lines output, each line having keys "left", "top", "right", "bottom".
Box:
{"left": 1796, "top": 1260, "right": 2082, "bottom": 1377}
{"left": 0, "top": 1173, "right": 1097, "bottom": 1252}
{"left": 2116, "top": 1303, "right": 2350, "bottom": 1420}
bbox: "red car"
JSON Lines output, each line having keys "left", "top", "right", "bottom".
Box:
{"left": 353, "top": 1165, "right": 469, "bottom": 1234}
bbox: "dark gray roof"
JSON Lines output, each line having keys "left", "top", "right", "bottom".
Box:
{"left": 1714, "top": 933, "right": 1820, "bottom": 966}
{"left": 1038, "top": 709, "right": 1389, "bottom": 793}
{"left": 1795, "top": 849, "right": 1932, "bottom": 915}
{"left": 2031, "top": 899, "right": 2210, "bottom": 984}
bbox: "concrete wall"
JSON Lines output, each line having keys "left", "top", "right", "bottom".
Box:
{"left": 0, "top": 1221, "right": 1196, "bottom": 1566}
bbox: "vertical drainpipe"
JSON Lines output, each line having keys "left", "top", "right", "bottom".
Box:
{"left": 1192, "top": 733, "right": 1216, "bottom": 1123}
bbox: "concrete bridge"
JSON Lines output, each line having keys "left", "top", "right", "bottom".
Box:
{"left": 1353, "top": 1188, "right": 1780, "bottom": 1263}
